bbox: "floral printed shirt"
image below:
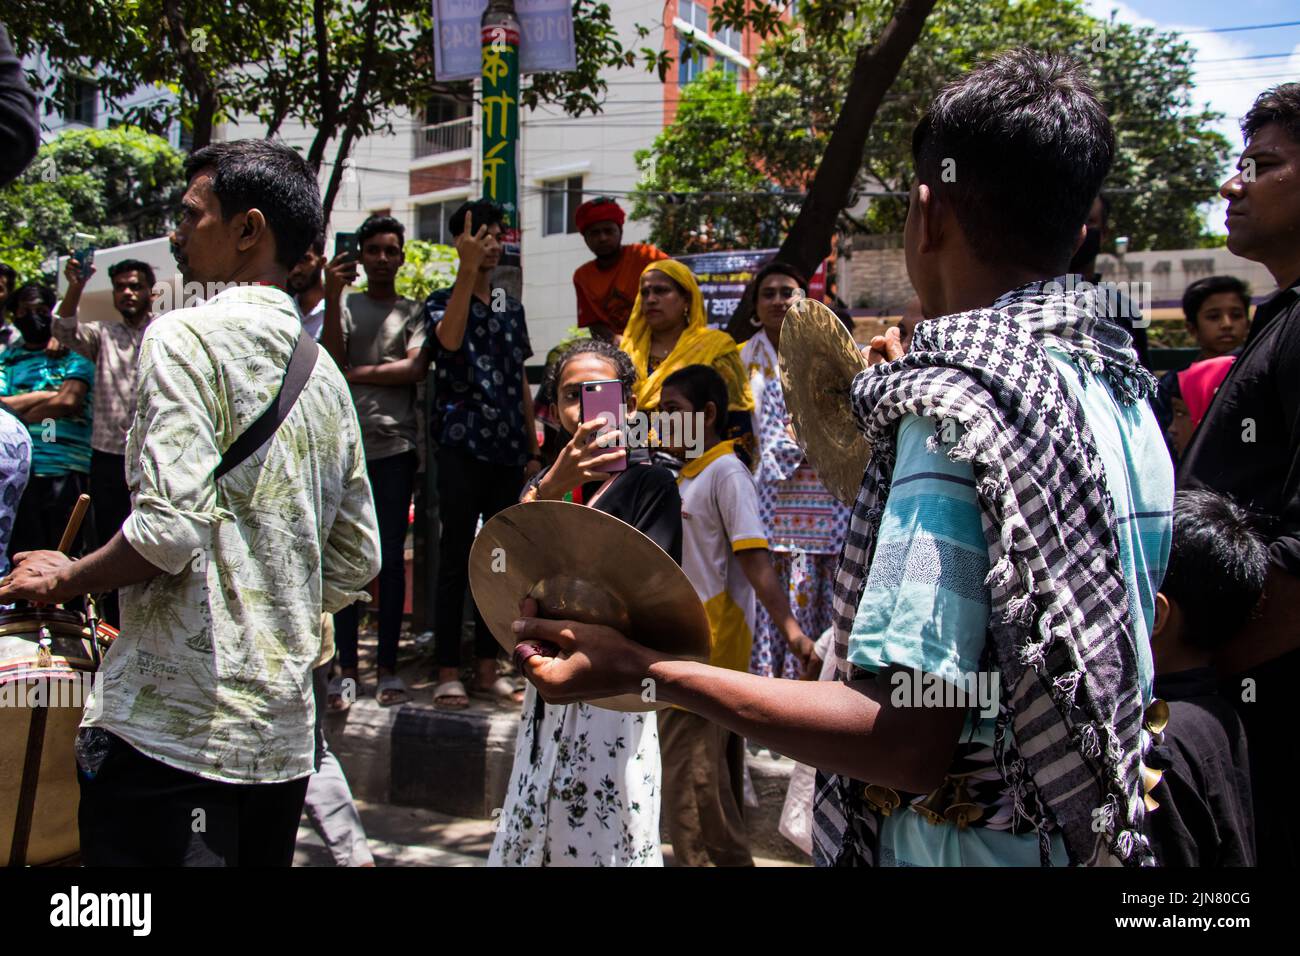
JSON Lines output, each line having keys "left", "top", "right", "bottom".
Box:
{"left": 0, "top": 407, "right": 31, "bottom": 573}
{"left": 82, "top": 285, "right": 382, "bottom": 784}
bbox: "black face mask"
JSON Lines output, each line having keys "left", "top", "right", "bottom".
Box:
{"left": 14, "top": 309, "right": 53, "bottom": 347}
{"left": 1070, "top": 226, "right": 1102, "bottom": 272}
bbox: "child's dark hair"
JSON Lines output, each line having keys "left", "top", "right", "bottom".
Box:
{"left": 1181, "top": 275, "right": 1250, "bottom": 324}
{"left": 662, "top": 364, "right": 729, "bottom": 440}
{"left": 1162, "top": 489, "right": 1268, "bottom": 650}
{"left": 543, "top": 339, "right": 638, "bottom": 406}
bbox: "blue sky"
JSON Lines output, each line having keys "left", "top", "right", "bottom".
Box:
{"left": 1085, "top": 0, "right": 1300, "bottom": 233}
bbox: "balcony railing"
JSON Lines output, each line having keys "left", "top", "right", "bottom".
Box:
{"left": 413, "top": 117, "right": 473, "bottom": 159}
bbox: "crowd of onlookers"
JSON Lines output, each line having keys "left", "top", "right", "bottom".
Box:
{"left": 0, "top": 168, "right": 1290, "bottom": 867}
{"left": 1, "top": 16, "right": 1296, "bottom": 869}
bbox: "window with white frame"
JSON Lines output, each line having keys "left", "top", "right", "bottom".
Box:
{"left": 416, "top": 199, "right": 463, "bottom": 245}
{"left": 681, "top": 0, "right": 710, "bottom": 32}
{"left": 677, "top": 0, "right": 747, "bottom": 87}
{"left": 678, "top": 42, "right": 709, "bottom": 85}
{"left": 543, "top": 176, "right": 584, "bottom": 236}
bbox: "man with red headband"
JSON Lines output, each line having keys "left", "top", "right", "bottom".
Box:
{"left": 572, "top": 197, "right": 667, "bottom": 342}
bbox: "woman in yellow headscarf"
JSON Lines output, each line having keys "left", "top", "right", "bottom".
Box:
{"left": 622, "top": 259, "right": 754, "bottom": 417}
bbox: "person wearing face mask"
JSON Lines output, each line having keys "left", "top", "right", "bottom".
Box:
{"left": 0, "top": 282, "right": 94, "bottom": 561}
{"left": 1069, "top": 193, "right": 1150, "bottom": 369}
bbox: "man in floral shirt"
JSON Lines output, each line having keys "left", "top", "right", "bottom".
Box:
{"left": 0, "top": 140, "right": 381, "bottom": 867}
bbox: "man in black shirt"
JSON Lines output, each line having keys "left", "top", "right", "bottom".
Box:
{"left": 1145, "top": 490, "right": 1261, "bottom": 867}
{"left": 1176, "top": 82, "right": 1300, "bottom": 865}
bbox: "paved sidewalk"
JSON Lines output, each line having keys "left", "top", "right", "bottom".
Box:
{"left": 294, "top": 799, "right": 807, "bottom": 867}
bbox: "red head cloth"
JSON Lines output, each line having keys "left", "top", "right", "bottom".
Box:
{"left": 1177, "top": 354, "right": 1236, "bottom": 429}
{"left": 575, "top": 197, "right": 625, "bottom": 234}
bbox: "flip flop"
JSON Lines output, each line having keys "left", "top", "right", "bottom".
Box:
{"left": 470, "top": 676, "right": 526, "bottom": 705}
{"left": 433, "top": 679, "right": 469, "bottom": 710}
{"left": 375, "top": 675, "right": 410, "bottom": 708}
{"left": 327, "top": 674, "right": 352, "bottom": 713}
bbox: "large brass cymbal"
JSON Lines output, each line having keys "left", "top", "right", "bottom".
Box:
{"left": 778, "top": 297, "right": 872, "bottom": 505}
{"left": 468, "top": 500, "right": 711, "bottom": 713}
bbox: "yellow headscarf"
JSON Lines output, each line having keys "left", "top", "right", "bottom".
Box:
{"left": 622, "top": 259, "right": 754, "bottom": 413}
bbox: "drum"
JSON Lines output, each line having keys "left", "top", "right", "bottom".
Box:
{"left": 0, "top": 606, "right": 100, "bottom": 867}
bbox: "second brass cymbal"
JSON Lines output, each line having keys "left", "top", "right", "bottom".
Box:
{"left": 468, "top": 500, "right": 711, "bottom": 712}
{"left": 778, "top": 297, "right": 872, "bottom": 505}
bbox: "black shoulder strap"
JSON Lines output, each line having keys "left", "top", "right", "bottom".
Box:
{"left": 215, "top": 330, "right": 319, "bottom": 480}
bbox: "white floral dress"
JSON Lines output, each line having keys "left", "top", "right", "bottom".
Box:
{"left": 489, "top": 685, "right": 663, "bottom": 867}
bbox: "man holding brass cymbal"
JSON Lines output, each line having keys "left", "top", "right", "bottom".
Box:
{"left": 514, "top": 49, "right": 1173, "bottom": 869}
{"left": 0, "top": 139, "right": 380, "bottom": 867}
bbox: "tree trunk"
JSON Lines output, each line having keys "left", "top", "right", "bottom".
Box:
{"left": 320, "top": 1, "right": 382, "bottom": 224}
{"left": 728, "top": 0, "right": 937, "bottom": 336}
{"left": 305, "top": 0, "right": 339, "bottom": 171}
{"left": 161, "top": 0, "right": 217, "bottom": 150}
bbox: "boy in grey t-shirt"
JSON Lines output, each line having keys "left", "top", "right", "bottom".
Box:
{"left": 322, "top": 215, "right": 432, "bottom": 707}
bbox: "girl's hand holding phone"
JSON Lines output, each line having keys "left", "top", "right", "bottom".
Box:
{"left": 535, "top": 419, "right": 625, "bottom": 500}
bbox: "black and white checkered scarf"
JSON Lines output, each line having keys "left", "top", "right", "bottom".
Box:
{"left": 811, "top": 278, "right": 1159, "bottom": 867}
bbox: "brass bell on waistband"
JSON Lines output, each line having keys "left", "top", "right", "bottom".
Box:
{"left": 944, "top": 777, "right": 984, "bottom": 829}
{"left": 912, "top": 781, "right": 951, "bottom": 826}
{"left": 1144, "top": 699, "right": 1170, "bottom": 735}
{"left": 1141, "top": 763, "right": 1164, "bottom": 813}
{"left": 864, "top": 784, "right": 901, "bottom": 816}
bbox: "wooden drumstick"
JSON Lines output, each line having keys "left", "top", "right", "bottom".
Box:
{"left": 57, "top": 493, "right": 91, "bottom": 554}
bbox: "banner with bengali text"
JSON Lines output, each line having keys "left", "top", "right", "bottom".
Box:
{"left": 434, "top": 0, "right": 577, "bottom": 81}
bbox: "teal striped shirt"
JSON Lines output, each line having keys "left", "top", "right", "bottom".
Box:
{"left": 0, "top": 343, "right": 94, "bottom": 476}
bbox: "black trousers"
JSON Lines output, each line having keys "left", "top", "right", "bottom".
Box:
{"left": 9, "top": 470, "right": 89, "bottom": 561}
{"left": 77, "top": 732, "right": 309, "bottom": 867}
{"left": 433, "top": 446, "right": 523, "bottom": 669}
{"left": 89, "top": 450, "right": 131, "bottom": 627}
{"left": 334, "top": 449, "right": 416, "bottom": 673}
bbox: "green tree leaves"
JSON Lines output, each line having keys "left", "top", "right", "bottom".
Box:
{"left": 637, "top": 0, "right": 1231, "bottom": 253}
{"left": 0, "top": 125, "right": 185, "bottom": 284}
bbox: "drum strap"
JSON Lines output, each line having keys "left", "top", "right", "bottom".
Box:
{"left": 214, "top": 330, "right": 319, "bottom": 481}
{"left": 8, "top": 706, "right": 48, "bottom": 867}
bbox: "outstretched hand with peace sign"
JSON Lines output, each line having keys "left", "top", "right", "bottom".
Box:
{"left": 455, "top": 209, "right": 493, "bottom": 274}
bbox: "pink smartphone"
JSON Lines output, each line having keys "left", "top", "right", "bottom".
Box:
{"left": 579, "top": 379, "right": 627, "bottom": 474}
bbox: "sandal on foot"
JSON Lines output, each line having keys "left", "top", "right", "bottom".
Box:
{"left": 327, "top": 675, "right": 353, "bottom": 713}
{"left": 375, "top": 675, "right": 410, "bottom": 708}
{"left": 470, "top": 676, "right": 526, "bottom": 705}
{"left": 432, "top": 679, "right": 469, "bottom": 709}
